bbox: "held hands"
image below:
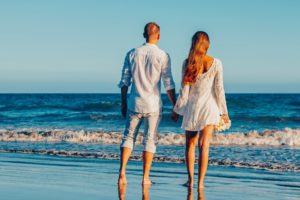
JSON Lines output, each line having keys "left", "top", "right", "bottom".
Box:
{"left": 121, "top": 102, "right": 127, "bottom": 118}
{"left": 171, "top": 110, "right": 179, "bottom": 122}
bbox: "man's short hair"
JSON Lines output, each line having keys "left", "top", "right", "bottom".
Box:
{"left": 143, "top": 22, "right": 160, "bottom": 39}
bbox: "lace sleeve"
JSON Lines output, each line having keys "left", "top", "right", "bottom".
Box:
{"left": 214, "top": 60, "right": 228, "bottom": 115}
{"left": 173, "top": 61, "right": 190, "bottom": 115}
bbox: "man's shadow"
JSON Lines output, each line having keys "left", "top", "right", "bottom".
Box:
{"left": 118, "top": 184, "right": 152, "bottom": 200}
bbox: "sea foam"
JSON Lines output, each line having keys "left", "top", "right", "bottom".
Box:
{"left": 0, "top": 128, "right": 299, "bottom": 146}
{"left": 0, "top": 148, "right": 298, "bottom": 172}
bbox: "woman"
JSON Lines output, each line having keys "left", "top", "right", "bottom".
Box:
{"left": 172, "top": 31, "right": 230, "bottom": 189}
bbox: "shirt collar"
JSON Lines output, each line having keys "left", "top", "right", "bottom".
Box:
{"left": 144, "top": 42, "right": 157, "bottom": 47}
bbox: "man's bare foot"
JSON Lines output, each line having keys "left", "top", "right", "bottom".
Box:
{"left": 142, "top": 178, "right": 152, "bottom": 185}
{"left": 183, "top": 179, "right": 194, "bottom": 188}
{"left": 118, "top": 174, "right": 127, "bottom": 185}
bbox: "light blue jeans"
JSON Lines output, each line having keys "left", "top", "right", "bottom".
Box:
{"left": 121, "top": 110, "right": 161, "bottom": 153}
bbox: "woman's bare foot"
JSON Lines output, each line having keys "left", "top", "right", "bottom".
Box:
{"left": 142, "top": 178, "right": 152, "bottom": 185}
{"left": 198, "top": 180, "right": 204, "bottom": 189}
{"left": 118, "top": 174, "right": 127, "bottom": 185}
{"left": 183, "top": 179, "right": 194, "bottom": 188}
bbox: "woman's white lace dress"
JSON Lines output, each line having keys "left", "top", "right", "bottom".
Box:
{"left": 173, "top": 58, "right": 228, "bottom": 131}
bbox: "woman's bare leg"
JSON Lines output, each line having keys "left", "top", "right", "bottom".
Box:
{"left": 185, "top": 130, "right": 198, "bottom": 187}
{"left": 198, "top": 125, "right": 214, "bottom": 189}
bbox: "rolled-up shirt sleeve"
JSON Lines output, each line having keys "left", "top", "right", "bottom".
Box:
{"left": 161, "top": 53, "right": 175, "bottom": 90}
{"left": 118, "top": 50, "right": 132, "bottom": 88}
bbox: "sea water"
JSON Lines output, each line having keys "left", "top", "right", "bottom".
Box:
{"left": 0, "top": 93, "right": 299, "bottom": 172}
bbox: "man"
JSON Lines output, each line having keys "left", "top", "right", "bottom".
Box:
{"left": 118, "top": 22, "right": 176, "bottom": 185}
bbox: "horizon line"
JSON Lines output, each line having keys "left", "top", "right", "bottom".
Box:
{"left": 0, "top": 92, "right": 299, "bottom": 94}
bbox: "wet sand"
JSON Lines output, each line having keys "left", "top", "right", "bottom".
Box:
{"left": 0, "top": 152, "right": 299, "bottom": 200}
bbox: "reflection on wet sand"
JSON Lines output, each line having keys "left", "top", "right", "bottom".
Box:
{"left": 142, "top": 184, "right": 151, "bottom": 200}
{"left": 118, "top": 184, "right": 127, "bottom": 200}
{"left": 118, "top": 184, "right": 152, "bottom": 200}
{"left": 118, "top": 184, "right": 205, "bottom": 200}
{"left": 187, "top": 188, "right": 205, "bottom": 200}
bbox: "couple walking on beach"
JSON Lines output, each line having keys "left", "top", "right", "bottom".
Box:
{"left": 117, "top": 22, "right": 230, "bottom": 189}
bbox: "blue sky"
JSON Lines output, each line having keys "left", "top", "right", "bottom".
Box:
{"left": 0, "top": 0, "right": 299, "bottom": 93}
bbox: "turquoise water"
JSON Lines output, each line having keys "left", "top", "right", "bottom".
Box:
{"left": 0, "top": 93, "right": 299, "bottom": 132}
{"left": 0, "top": 93, "right": 299, "bottom": 172}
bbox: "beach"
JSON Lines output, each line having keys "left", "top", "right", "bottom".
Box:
{"left": 0, "top": 152, "right": 299, "bottom": 200}
{"left": 1, "top": 0, "right": 300, "bottom": 199}
{"left": 0, "top": 93, "right": 299, "bottom": 199}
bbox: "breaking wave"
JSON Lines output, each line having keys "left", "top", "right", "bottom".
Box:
{"left": 0, "top": 128, "right": 300, "bottom": 146}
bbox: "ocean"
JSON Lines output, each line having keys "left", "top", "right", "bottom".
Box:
{"left": 0, "top": 93, "right": 299, "bottom": 172}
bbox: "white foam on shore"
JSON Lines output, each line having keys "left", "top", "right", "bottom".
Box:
{"left": 0, "top": 148, "right": 299, "bottom": 172}
{"left": 0, "top": 128, "right": 300, "bottom": 146}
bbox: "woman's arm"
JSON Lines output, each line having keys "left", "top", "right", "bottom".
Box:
{"left": 214, "top": 60, "right": 229, "bottom": 116}
{"left": 173, "top": 61, "right": 190, "bottom": 116}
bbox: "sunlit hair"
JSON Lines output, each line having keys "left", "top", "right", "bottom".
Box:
{"left": 143, "top": 22, "right": 160, "bottom": 40}
{"left": 182, "top": 31, "right": 210, "bottom": 85}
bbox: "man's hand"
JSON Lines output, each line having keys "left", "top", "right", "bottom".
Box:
{"left": 171, "top": 111, "right": 179, "bottom": 122}
{"left": 121, "top": 102, "right": 127, "bottom": 118}
{"left": 120, "top": 86, "right": 128, "bottom": 118}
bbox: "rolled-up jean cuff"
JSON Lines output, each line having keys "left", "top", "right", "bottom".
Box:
{"left": 120, "top": 140, "right": 134, "bottom": 150}
{"left": 144, "top": 144, "right": 156, "bottom": 153}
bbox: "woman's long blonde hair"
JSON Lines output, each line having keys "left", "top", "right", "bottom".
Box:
{"left": 182, "top": 31, "right": 210, "bottom": 85}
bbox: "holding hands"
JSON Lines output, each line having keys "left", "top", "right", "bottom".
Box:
{"left": 171, "top": 110, "right": 179, "bottom": 122}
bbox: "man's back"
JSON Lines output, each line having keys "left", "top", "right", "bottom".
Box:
{"left": 119, "top": 43, "right": 175, "bottom": 113}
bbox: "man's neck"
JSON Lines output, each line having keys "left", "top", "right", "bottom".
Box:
{"left": 146, "top": 40, "right": 158, "bottom": 45}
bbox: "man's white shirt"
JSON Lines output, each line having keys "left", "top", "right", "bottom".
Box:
{"left": 118, "top": 43, "right": 175, "bottom": 113}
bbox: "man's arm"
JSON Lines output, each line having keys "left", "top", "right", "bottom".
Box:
{"left": 121, "top": 86, "right": 128, "bottom": 118}
{"left": 118, "top": 50, "right": 133, "bottom": 118}
{"left": 161, "top": 54, "right": 176, "bottom": 105}
{"left": 161, "top": 54, "right": 179, "bottom": 121}
{"left": 166, "top": 88, "right": 176, "bottom": 106}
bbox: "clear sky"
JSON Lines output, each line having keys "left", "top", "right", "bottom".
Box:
{"left": 0, "top": 0, "right": 299, "bottom": 93}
